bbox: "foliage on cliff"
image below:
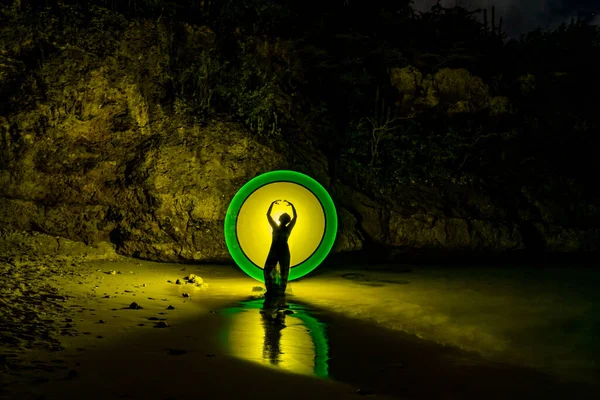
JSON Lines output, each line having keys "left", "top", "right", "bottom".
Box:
{"left": 1, "top": 0, "right": 599, "bottom": 251}
{"left": 6, "top": 0, "right": 597, "bottom": 191}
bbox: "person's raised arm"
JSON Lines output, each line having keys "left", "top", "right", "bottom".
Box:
{"left": 267, "top": 200, "right": 280, "bottom": 229}
{"left": 286, "top": 201, "right": 297, "bottom": 230}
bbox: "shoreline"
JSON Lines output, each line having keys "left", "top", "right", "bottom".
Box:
{"left": 1, "top": 256, "right": 599, "bottom": 399}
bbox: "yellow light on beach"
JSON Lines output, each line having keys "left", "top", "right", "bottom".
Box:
{"left": 226, "top": 307, "right": 316, "bottom": 376}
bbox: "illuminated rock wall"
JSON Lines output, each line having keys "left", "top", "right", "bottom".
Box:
{"left": 0, "top": 5, "right": 598, "bottom": 263}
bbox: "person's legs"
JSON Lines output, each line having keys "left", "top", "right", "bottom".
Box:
{"left": 277, "top": 250, "right": 291, "bottom": 296}
{"left": 264, "top": 257, "right": 278, "bottom": 295}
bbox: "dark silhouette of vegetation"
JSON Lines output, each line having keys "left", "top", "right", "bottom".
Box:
{"left": 1, "top": 0, "right": 599, "bottom": 203}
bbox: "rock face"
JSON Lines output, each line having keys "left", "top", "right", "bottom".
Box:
{"left": 0, "top": 19, "right": 286, "bottom": 261}
{"left": 0, "top": 230, "right": 119, "bottom": 262}
{"left": 332, "top": 183, "right": 524, "bottom": 256}
{"left": 0, "top": 15, "right": 597, "bottom": 262}
{"left": 0, "top": 112, "right": 286, "bottom": 261}
{"left": 390, "top": 66, "right": 511, "bottom": 116}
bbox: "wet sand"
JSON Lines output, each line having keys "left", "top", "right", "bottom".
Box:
{"left": 318, "top": 307, "right": 598, "bottom": 399}
{"left": 1, "top": 258, "right": 398, "bottom": 400}
{"left": 1, "top": 257, "right": 599, "bottom": 400}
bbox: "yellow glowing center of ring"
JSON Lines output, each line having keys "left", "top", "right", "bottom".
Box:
{"left": 224, "top": 170, "right": 338, "bottom": 282}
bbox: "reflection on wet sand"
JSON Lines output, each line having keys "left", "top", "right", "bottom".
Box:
{"left": 261, "top": 296, "right": 287, "bottom": 367}
{"left": 220, "top": 293, "right": 599, "bottom": 400}
{"left": 220, "top": 296, "right": 329, "bottom": 378}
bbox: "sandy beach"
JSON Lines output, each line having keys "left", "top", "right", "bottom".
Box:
{"left": 0, "top": 246, "right": 407, "bottom": 400}
{"left": 1, "top": 243, "right": 599, "bottom": 400}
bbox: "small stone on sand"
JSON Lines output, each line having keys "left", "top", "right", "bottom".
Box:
{"left": 167, "top": 348, "right": 187, "bottom": 356}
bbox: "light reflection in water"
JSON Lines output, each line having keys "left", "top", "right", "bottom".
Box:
{"left": 220, "top": 297, "right": 329, "bottom": 378}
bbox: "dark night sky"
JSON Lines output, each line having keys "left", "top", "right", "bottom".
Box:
{"left": 413, "top": 0, "right": 599, "bottom": 37}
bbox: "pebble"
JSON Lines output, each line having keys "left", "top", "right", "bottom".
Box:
{"left": 167, "top": 348, "right": 187, "bottom": 356}
{"left": 128, "top": 302, "right": 143, "bottom": 310}
{"left": 184, "top": 274, "right": 204, "bottom": 285}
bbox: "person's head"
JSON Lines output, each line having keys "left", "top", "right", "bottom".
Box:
{"left": 278, "top": 213, "right": 291, "bottom": 226}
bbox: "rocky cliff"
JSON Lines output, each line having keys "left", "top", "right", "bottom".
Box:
{"left": 1, "top": 4, "right": 598, "bottom": 263}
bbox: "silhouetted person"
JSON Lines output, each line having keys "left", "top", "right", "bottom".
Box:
{"left": 264, "top": 199, "right": 297, "bottom": 297}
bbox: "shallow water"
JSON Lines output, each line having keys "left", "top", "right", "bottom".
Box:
{"left": 3, "top": 259, "right": 599, "bottom": 400}
{"left": 217, "top": 289, "right": 599, "bottom": 399}
{"left": 219, "top": 297, "right": 330, "bottom": 378}
{"left": 290, "top": 264, "right": 600, "bottom": 383}
{"left": 205, "top": 262, "right": 600, "bottom": 398}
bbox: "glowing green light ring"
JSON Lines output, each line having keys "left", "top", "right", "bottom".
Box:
{"left": 224, "top": 170, "right": 337, "bottom": 282}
